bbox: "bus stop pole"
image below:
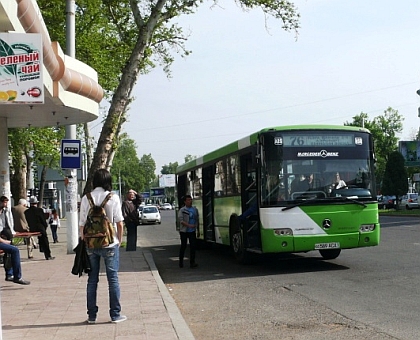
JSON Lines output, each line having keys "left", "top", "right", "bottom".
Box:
{"left": 64, "top": 0, "right": 79, "bottom": 253}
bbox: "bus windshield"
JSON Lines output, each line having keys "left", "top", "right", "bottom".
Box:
{"left": 261, "top": 130, "right": 375, "bottom": 206}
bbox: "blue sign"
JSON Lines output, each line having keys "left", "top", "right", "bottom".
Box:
{"left": 61, "top": 139, "right": 81, "bottom": 169}
{"left": 141, "top": 192, "right": 150, "bottom": 199}
{"left": 150, "top": 187, "right": 165, "bottom": 197}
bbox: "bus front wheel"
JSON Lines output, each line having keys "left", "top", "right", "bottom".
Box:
{"left": 229, "top": 214, "right": 249, "bottom": 264}
{"left": 319, "top": 249, "right": 341, "bottom": 260}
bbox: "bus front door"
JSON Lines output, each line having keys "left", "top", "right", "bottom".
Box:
{"left": 202, "top": 165, "right": 215, "bottom": 242}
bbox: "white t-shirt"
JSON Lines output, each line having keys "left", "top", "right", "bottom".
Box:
{"left": 78, "top": 187, "right": 124, "bottom": 246}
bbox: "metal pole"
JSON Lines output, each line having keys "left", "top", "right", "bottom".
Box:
{"left": 65, "top": 0, "right": 78, "bottom": 253}
{"left": 119, "top": 169, "right": 122, "bottom": 202}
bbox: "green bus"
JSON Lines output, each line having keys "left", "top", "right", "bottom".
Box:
{"left": 175, "top": 125, "right": 380, "bottom": 263}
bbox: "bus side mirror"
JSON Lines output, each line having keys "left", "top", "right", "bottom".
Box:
{"left": 251, "top": 146, "right": 259, "bottom": 167}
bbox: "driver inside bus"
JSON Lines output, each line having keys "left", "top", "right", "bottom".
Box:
{"left": 291, "top": 173, "right": 311, "bottom": 193}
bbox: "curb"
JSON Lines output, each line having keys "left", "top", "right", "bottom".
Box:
{"left": 143, "top": 250, "right": 196, "bottom": 340}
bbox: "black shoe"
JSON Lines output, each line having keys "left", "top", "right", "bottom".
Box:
{"left": 179, "top": 262, "right": 183, "bottom": 268}
{"left": 46, "top": 256, "right": 55, "bottom": 260}
{"left": 5, "top": 276, "right": 14, "bottom": 282}
{"left": 13, "top": 278, "right": 30, "bottom": 285}
{"left": 190, "top": 263, "right": 198, "bottom": 268}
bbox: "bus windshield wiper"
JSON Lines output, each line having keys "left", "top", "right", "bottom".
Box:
{"left": 282, "top": 198, "right": 318, "bottom": 211}
{"left": 282, "top": 195, "right": 367, "bottom": 211}
{"left": 336, "top": 196, "right": 367, "bottom": 207}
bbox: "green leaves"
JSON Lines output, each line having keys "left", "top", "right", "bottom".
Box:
{"left": 345, "top": 108, "right": 404, "bottom": 192}
{"left": 0, "top": 39, "right": 18, "bottom": 80}
{"left": 382, "top": 151, "right": 408, "bottom": 198}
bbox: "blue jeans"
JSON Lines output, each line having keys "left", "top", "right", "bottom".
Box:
{"left": 86, "top": 246, "right": 121, "bottom": 320}
{"left": 179, "top": 231, "right": 197, "bottom": 265}
{"left": 0, "top": 242, "right": 22, "bottom": 279}
{"left": 50, "top": 225, "right": 58, "bottom": 242}
{"left": 125, "top": 222, "right": 137, "bottom": 251}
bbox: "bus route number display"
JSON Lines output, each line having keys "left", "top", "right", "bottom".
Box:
{"left": 282, "top": 135, "right": 355, "bottom": 147}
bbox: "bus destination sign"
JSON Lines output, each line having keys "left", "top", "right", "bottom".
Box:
{"left": 282, "top": 134, "right": 355, "bottom": 147}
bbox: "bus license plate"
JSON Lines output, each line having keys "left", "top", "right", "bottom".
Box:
{"left": 315, "top": 242, "right": 340, "bottom": 250}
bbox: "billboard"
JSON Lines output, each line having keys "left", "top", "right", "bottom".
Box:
{"left": 141, "top": 192, "right": 150, "bottom": 199}
{"left": 150, "top": 187, "right": 165, "bottom": 197}
{"left": 0, "top": 33, "right": 44, "bottom": 104}
{"left": 158, "top": 174, "right": 175, "bottom": 187}
{"left": 399, "top": 141, "right": 420, "bottom": 166}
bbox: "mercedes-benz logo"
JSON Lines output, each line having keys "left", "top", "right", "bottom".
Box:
{"left": 322, "top": 219, "right": 332, "bottom": 229}
{"left": 320, "top": 150, "right": 328, "bottom": 158}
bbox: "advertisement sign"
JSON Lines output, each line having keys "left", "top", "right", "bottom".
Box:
{"left": 150, "top": 187, "right": 165, "bottom": 197}
{"left": 141, "top": 192, "right": 150, "bottom": 199}
{"left": 0, "top": 33, "right": 44, "bottom": 104}
{"left": 158, "top": 174, "right": 176, "bottom": 187}
{"left": 399, "top": 141, "right": 420, "bottom": 166}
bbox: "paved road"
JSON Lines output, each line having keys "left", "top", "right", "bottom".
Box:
{"left": 139, "top": 212, "right": 420, "bottom": 340}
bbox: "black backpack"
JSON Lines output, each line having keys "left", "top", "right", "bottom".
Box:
{"left": 83, "top": 193, "right": 115, "bottom": 249}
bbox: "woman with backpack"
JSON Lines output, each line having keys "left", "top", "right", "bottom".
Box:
{"left": 78, "top": 169, "right": 127, "bottom": 324}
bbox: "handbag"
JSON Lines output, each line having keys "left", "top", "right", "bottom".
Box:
{"left": 4, "top": 253, "right": 12, "bottom": 270}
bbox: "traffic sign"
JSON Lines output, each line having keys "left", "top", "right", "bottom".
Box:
{"left": 61, "top": 139, "right": 81, "bottom": 169}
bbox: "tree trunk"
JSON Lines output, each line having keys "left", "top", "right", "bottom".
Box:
{"left": 83, "top": 122, "right": 93, "bottom": 170}
{"left": 10, "top": 151, "right": 27, "bottom": 204}
{"left": 39, "top": 165, "right": 48, "bottom": 208}
{"left": 84, "top": 35, "right": 150, "bottom": 195}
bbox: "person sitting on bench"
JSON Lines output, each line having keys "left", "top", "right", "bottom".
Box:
{"left": 0, "top": 196, "right": 30, "bottom": 285}
{"left": 12, "top": 198, "right": 37, "bottom": 258}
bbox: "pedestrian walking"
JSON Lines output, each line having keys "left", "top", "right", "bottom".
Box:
{"left": 25, "top": 197, "right": 54, "bottom": 260}
{"left": 178, "top": 195, "right": 200, "bottom": 268}
{"left": 48, "top": 209, "right": 60, "bottom": 243}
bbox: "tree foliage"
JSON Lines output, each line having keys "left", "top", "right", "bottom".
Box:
{"left": 9, "top": 127, "right": 64, "bottom": 202}
{"left": 139, "top": 154, "right": 157, "bottom": 190}
{"left": 38, "top": 0, "right": 300, "bottom": 195}
{"left": 161, "top": 162, "right": 178, "bottom": 174}
{"left": 111, "top": 135, "right": 157, "bottom": 193}
{"left": 344, "top": 107, "right": 404, "bottom": 190}
{"left": 382, "top": 151, "right": 408, "bottom": 206}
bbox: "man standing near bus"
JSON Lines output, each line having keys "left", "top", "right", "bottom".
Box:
{"left": 178, "top": 195, "right": 200, "bottom": 268}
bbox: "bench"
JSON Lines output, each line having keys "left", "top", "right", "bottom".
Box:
{"left": 14, "top": 232, "right": 42, "bottom": 258}
{"left": 0, "top": 232, "right": 41, "bottom": 264}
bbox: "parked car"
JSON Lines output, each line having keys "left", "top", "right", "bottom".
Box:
{"left": 377, "top": 195, "right": 396, "bottom": 209}
{"left": 137, "top": 206, "right": 144, "bottom": 220}
{"left": 161, "top": 203, "right": 173, "bottom": 210}
{"left": 140, "top": 205, "right": 161, "bottom": 224}
{"left": 400, "top": 193, "right": 419, "bottom": 210}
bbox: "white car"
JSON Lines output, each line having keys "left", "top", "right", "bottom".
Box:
{"left": 400, "top": 193, "right": 419, "bottom": 210}
{"left": 140, "top": 206, "right": 161, "bottom": 224}
{"left": 161, "top": 203, "right": 172, "bottom": 210}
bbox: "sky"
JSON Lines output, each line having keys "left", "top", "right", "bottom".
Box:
{"left": 91, "top": 0, "right": 420, "bottom": 174}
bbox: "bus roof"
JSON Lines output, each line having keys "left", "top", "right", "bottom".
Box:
{"left": 176, "top": 124, "right": 371, "bottom": 174}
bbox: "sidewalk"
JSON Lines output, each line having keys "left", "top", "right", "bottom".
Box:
{"left": 0, "top": 220, "right": 195, "bottom": 340}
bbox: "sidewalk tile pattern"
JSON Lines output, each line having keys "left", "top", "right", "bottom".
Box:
{"left": 0, "top": 222, "right": 193, "bottom": 340}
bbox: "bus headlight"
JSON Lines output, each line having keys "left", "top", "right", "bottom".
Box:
{"left": 274, "top": 228, "right": 293, "bottom": 236}
{"left": 360, "top": 224, "right": 375, "bottom": 232}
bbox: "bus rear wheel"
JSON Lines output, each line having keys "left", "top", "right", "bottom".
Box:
{"left": 229, "top": 214, "right": 250, "bottom": 264}
{"left": 319, "top": 249, "right": 341, "bottom": 260}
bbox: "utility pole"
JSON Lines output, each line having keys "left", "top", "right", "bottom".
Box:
{"left": 65, "top": 0, "right": 78, "bottom": 253}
